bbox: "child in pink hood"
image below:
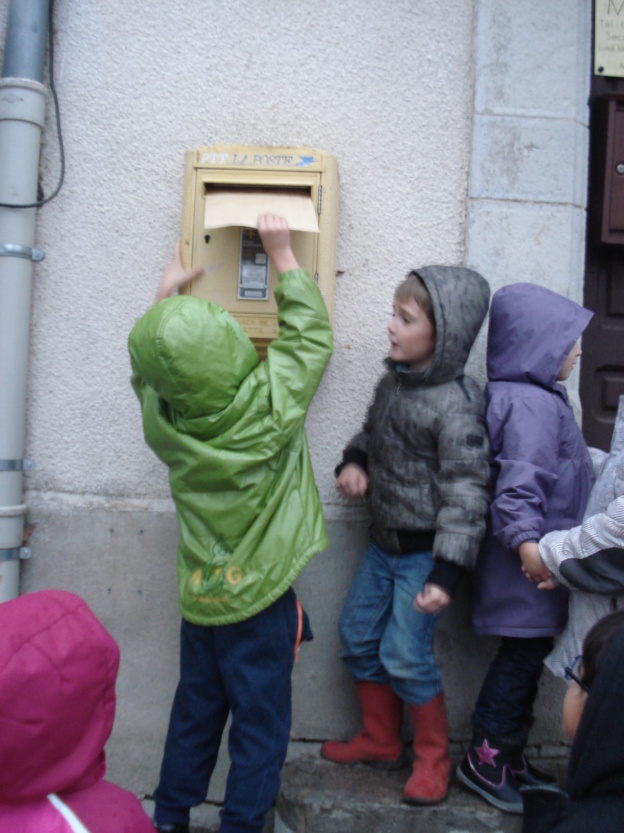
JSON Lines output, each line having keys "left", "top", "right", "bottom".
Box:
{"left": 0, "top": 589, "right": 155, "bottom": 833}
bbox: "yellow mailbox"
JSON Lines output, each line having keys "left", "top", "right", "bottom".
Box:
{"left": 181, "top": 144, "right": 339, "bottom": 355}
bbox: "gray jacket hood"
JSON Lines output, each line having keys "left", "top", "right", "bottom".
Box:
{"left": 414, "top": 265, "right": 490, "bottom": 384}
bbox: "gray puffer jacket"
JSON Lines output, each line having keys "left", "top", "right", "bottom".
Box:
{"left": 340, "top": 265, "right": 491, "bottom": 595}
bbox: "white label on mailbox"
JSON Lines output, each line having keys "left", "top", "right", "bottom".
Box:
{"left": 239, "top": 228, "right": 270, "bottom": 300}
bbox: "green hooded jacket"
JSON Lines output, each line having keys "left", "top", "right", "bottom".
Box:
{"left": 128, "top": 269, "right": 333, "bottom": 626}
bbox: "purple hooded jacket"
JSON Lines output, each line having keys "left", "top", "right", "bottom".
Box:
{"left": 472, "top": 283, "right": 595, "bottom": 637}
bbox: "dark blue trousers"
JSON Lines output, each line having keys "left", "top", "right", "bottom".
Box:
{"left": 154, "top": 588, "right": 307, "bottom": 833}
{"left": 472, "top": 636, "right": 554, "bottom": 744}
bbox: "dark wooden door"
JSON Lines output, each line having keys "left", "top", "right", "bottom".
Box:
{"left": 581, "top": 74, "right": 624, "bottom": 449}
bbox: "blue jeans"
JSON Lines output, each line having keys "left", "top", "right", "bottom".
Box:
{"left": 472, "top": 636, "right": 554, "bottom": 744}
{"left": 339, "top": 541, "right": 443, "bottom": 706}
{"left": 154, "top": 588, "right": 307, "bottom": 833}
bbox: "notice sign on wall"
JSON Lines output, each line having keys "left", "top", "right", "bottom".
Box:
{"left": 596, "top": 0, "right": 624, "bottom": 77}
{"left": 239, "top": 229, "right": 270, "bottom": 301}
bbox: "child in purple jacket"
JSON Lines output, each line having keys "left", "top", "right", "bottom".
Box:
{"left": 456, "top": 283, "right": 595, "bottom": 814}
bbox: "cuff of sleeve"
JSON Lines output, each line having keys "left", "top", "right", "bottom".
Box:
{"left": 426, "top": 559, "right": 464, "bottom": 598}
{"left": 335, "top": 448, "right": 368, "bottom": 478}
{"left": 538, "top": 537, "right": 562, "bottom": 578}
{"left": 277, "top": 268, "right": 310, "bottom": 282}
{"left": 509, "top": 531, "right": 540, "bottom": 552}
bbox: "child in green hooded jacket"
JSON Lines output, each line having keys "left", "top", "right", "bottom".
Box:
{"left": 128, "top": 214, "right": 333, "bottom": 833}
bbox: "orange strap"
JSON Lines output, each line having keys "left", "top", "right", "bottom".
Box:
{"left": 294, "top": 598, "right": 304, "bottom": 662}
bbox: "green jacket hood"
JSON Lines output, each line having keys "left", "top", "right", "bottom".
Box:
{"left": 128, "top": 296, "right": 259, "bottom": 419}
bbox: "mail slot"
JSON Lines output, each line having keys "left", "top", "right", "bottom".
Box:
{"left": 180, "top": 145, "right": 339, "bottom": 353}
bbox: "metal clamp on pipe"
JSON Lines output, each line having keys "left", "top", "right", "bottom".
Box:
{"left": 0, "top": 243, "right": 45, "bottom": 261}
{"left": 0, "top": 547, "right": 31, "bottom": 562}
{"left": 0, "top": 503, "right": 27, "bottom": 518}
{"left": 0, "top": 458, "right": 34, "bottom": 471}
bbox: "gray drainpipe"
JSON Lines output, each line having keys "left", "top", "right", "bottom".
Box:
{"left": 0, "top": 0, "right": 50, "bottom": 601}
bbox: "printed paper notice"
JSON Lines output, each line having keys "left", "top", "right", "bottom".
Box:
{"left": 239, "top": 228, "right": 270, "bottom": 301}
{"left": 596, "top": 0, "right": 624, "bottom": 78}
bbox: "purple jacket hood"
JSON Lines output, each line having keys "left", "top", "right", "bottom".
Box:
{"left": 487, "top": 283, "right": 593, "bottom": 387}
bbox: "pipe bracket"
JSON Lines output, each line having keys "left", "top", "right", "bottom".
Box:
{"left": 0, "top": 243, "right": 45, "bottom": 261}
{"left": 0, "top": 503, "right": 27, "bottom": 518}
{"left": 0, "top": 458, "right": 34, "bottom": 472}
{"left": 0, "top": 547, "right": 31, "bottom": 562}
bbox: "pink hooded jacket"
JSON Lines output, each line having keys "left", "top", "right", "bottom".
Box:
{"left": 0, "top": 589, "right": 155, "bottom": 833}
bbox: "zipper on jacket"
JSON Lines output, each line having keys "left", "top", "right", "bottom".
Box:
{"left": 371, "top": 377, "right": 401, "bottom": 461}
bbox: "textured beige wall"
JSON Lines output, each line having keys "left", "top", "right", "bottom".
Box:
{"left": 0, "top": 0, "right": 477, "bottom": 506}
{"left": 0, "top": 0, "right": 591, "bottom": 802}
{"left": 1, "top": 0, "right": 478, "bottom": 797}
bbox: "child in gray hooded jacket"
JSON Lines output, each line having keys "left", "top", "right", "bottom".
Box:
{"left": 321, "top": 266, "right": 490, "bottom": 805}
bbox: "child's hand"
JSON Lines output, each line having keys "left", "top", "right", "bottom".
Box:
{"left": 336, "top": 463, "right": 369, "bottom": 498}
{"left": 518, "top": 542, "right": 552, "bottom": 583}
{"left": 257, "top": 213, "right": 299, "bottom": 275}
{"left": 537, "top": 577, "right": 558, "bottom": 591}
{"left": 414, "top": 583, "right": 451, "bottom": 614}
{"left": 155, "top": 242, "right": 204, "bottom": 302}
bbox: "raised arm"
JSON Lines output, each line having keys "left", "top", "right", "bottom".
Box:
{"left": 258, "top": 214, "right": 333, "bottom": 436}
{"left": 257, "top": 213, "right": 299, "bottom": 274}
{"left": 154, "top": 242, "right": 204, "bottom": 303}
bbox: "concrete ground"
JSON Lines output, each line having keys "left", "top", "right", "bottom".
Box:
{"left": 140, "top": 742, "right": 567, "bottom": 833}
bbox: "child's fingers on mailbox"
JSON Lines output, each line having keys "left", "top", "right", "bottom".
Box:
{"left": 258, "top": 213, "right": 289, "bottom": 229}
{"left": 257, "top": 215, "right": 290, "bottom": 251}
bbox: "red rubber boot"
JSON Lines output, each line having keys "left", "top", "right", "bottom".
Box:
{"left": 321, "top": 681, "right": 405, "bottom": 769}
{"left": 403, "top": 693, "right": 451, "bottom": 804}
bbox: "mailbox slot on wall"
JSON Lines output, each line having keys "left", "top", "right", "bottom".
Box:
{"left": 180, "top": 145, "right": 339, "bottom": 354}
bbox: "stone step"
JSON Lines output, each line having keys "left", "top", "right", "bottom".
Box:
{"left": 274, "top": 753, "right": 548, "bottom": 833}
{"left": 141, "top": 745, "right": 565, "bottom": 833}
